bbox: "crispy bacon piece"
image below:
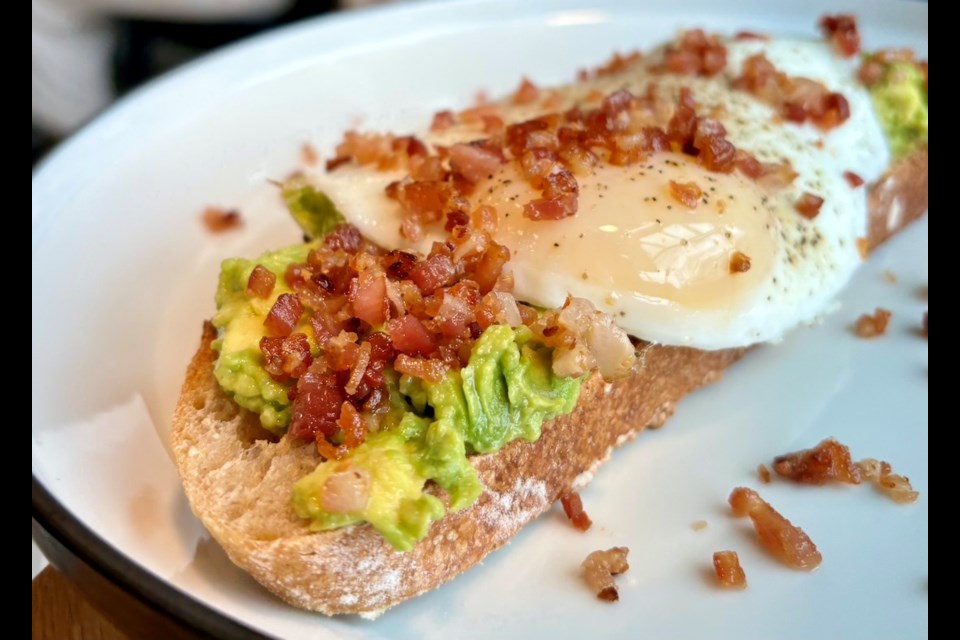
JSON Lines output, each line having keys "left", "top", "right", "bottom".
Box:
{"left": 337, "top": 401, "right": 367, "bottom": 448}
{"left": 669, "top": 180, "right": 703, "bottom": 208}
{"left": 757, "top": 464, "right": 772, "bottom": 484}
{"left": 409, "top": 252, "right": 457, "bottom": 294}
{"left": 289, "top": 369, "right": 346, "bottom": 441}
{"left": 560, "top": 492, "right": 593, "bottom": 531}
{"left": 713, "top": 551, "right": 747, "bottom": 589}
{"left": 349, "top": 269, "right": 389, "bottom": 327}
{"left": 264, "top": 293, "right": 304, "bottom": 337}
{"left": 246, "top": 265, "right": 276, "bottom": 299}
{"left": 513, "top": 77, "right": 540, "bottom": 105}
{"left": 430, "top": 110, "right": 456, "bottom": 132}
{"left": 393, "top": 354, "right": 447, "bottom": 382}
{"left": 843, "top": 171, "right": 865, "bottom": 188}
{"left": 819, "top": 14, "right": 861, "bottom": 57}
{"left": 201, "top": 206, "right": 242, "bottom": 232}
{"left": 260, "top": 333, "right": 312, "bottom": 380}
{"left": 449, "top": 143, "right": 504, "bottom": 184}
{"left": 661, "top": 29, "right": 727, "bottom": 77}
{"left": 773, "top": 438, "right": 862, "bottom": 485}
{"left": 581, "top": 547, "right": 630, "bottom": 602}
{"left": 795, "top": 192, "right": 824, "bottom": 219}
{"left": 386, "top": 314, "right": 436, "bottom": 356}
{"left": 853, "top": 308, "right": 892, "bottom": 338}
{"left": 858, "top": 459, "right": 920, "bottom": 504}
{"left": 728, "top": 487, "right": 822, "bottom": 571}
{"left": 729, "top": 251, "right": 752, "bottom": 274}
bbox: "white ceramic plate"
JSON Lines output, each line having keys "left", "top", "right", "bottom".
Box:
{"left": 32, "top": 0, "right": 928, "bottom": 637}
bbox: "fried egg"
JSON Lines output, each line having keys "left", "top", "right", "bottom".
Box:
{"left": 310, "top": 37, "right": 890, "bottom": 349}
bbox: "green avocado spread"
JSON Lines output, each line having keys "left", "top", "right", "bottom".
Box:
{"left": 211, "top": 198, "right": 582, "bottom": 549}
{"left": 867, "top": 56, "right": 928, "bottom": 158}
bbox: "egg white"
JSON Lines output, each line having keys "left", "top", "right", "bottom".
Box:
{"left": 310, "top": 37, "right": 890, "bottom": 349}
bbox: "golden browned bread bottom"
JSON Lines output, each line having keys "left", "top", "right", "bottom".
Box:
{"left": 170, "top": 148, "right": 927, "bottom": 616}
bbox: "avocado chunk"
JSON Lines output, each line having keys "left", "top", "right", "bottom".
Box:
{"left": 282, "top": 176, "right": 346, "bottom": 240}
{"left": 868, "top": 58, "right": 928, "bottom": 158}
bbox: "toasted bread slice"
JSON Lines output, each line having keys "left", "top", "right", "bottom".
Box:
{"left": 170, "top": 148, "right": 926, "bottom": 616}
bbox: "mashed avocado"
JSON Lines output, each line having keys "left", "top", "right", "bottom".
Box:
{"left": 212, "top": 242, "right": 315, "bottom": 433}
{"left": 291, "top": 326, "right": 581, "bottom": 550}
{"left": 211, "top": 224, "right": 582, "bottom": 550}
{"left": 868, "top": 58, "right": 928, "bottom": 158}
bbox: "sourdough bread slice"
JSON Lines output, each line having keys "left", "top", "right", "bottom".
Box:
{"left": 170, "top": 148, "right": 927, "bottom": 616}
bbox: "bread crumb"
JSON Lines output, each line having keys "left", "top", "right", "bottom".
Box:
{"left": 690, "top": 520, "right": 708, "bottom": 531}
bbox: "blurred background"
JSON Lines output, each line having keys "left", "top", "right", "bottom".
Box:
{"left": 32, "top": 0, "right": 394, "bottom": 165}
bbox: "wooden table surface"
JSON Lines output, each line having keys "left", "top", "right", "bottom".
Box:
{"left": 33, "top": 566, "right": 129, "bottom": 640}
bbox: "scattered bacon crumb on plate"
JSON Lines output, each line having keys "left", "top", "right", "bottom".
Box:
{"left": 201, "top": 206, "right": 243, "bottom": 232}
{"left": 757, "top": 464, "right": 772, "bottom": 483}
{"left": 560, "top": 492, "right": 593, "bottom": 531}
{"left": 853, "top": 307, "right": 891, "bottom": 338}
{"left": 581, "top": 547, "right": 630, "bottom": 602}
{"left": 728, "top": 487, "right": 822, "bottom": 570}
{"left": 713, "top": 550, "right": 747, "bottom": 589}
{"left": 858, "top": 459, "right": 920, "bottom": 504}
{"left": 690, "top": 520, "right": 708, "bottom": 532}
{"left": 773, "top": 438, "right": 861, "bottom": 485}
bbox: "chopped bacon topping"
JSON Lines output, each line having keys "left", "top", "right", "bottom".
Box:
{"left": 560, "top": 492, "right": 593, "bottom": 531}
{"left": 246, "top": 265, "right": 276, "bottom": 299}
{"left": 201, "top": 206, "right": 242, "bottom": 232}
{"left": 843, "top": 171, "right": 865, "bottom": 188}
{"left": 729, "top": 487, "right": 822, "bottom": 571}
{"left": 712, "top": 551, "right": 747, "bottom": 589}
{"left": 669, "top": 180, "right": 703, "bottom": 208}
{"left": 795, "top": 192, "right": 824, "bottom": 219}
{"left": 734, "top": 54, "right": 851, "bottom": 130}
{"left": 773, "top": 438, "right": 862, "bottom": 485}
{"left": 853, "top": 308, "right": 892, "bottom": 338}
{"left": 858, "top": 459, "right": 920, "bottom": 504}
{"left": 729, "top": 251, "right": 752, "bottom": 274}
{"left": 264, "top": 293, "right": 304, "bottom": 337}
{"left": 260, "top": 333, "right": 312, "bottom": 380}
{"left": 659, "top": 29, "right": 728, "bottom": 77}
{"left": 581, "top": 547, "right": 630, "bottom": 601}
{"left": 757, "top": 464, "right": 772, "bottom": 484}
{"left": 513, "top": 77, "right": 540, "bottom": 105}
{"left": 430, "top": 110, "right": 456, "bottom": 132}
{"left": 819, "top": 14, "right": 861, "bottom": 58}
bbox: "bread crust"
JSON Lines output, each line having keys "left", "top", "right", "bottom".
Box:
{"left": 170, "top": 147, "right": 926, "bottom": 616}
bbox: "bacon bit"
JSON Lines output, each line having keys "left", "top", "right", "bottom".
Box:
{"left": 409, "top": 252, "right": 457, "bottom": 294}
{"left": 843, "top": 171, "right": 865, "bottom": 188}
{"left": 713, "top": 551, "right": 747, "bottom": 589}
{"left": 523, "top": 194, "right": 578, "bottom": 221}
{"left": 319, "top": 468, "right": 370, "bottom": 513}
{"left": 757, "top": 464, "right": 772, "bottom": 484}
{"left": 728, "top": 487, "right": 822, "bottom": 571}
{"left": 315, "top": 437, "right": 348, "bottom": 462}
{"left": 386, "top": 314, "right": 436, "bottom": 356}
{"left": 856, "top": 237, "right": 870, "bottom": 260}
{"left": 735, "top": 31, "right": 769, "bottom": 41}
{"left": 449, "top": 143, "right": 504, "bottom": 184}
{"left": 853, "top": 308, "right": 892, "bottom": 338}
{"left": 264, "top": 293, "right": 304, "bottom": 337}
{"left": 393, "top": 353, "right": 447, "bottom": 383}
{"left": 349, "top": 269, "right": 388, "bottom": 327}
{"left": 246, "top": 265, "right": 277, "bottom": 299}
{"left": 301, "top": 143, "right": 318, "bottom": 166}
{"left": 260, "top": 333, "right": 312, "bottom": 380}
{"left": 660, "top": 29, "right": 727, "bottom": 77}
{"left": 735, "top": 53, "right": 851, "bottom": 130}
{"left": 513, "top": 77, "right": 540, "bottom": 105}
{"left": 344, "top": 341, "right": 372, "bottom": 397}
{"left": 819, "top": 14, "right": 861, "bottom": 57}
{"left": 337, "top": 401, "right": 367, "bottom": 448}
{"left": 430, "top": 110, "right": 456, "bottom": 132}
{"left": 728, "top": 251, "right": 752, "bottom": 274}
{"left": 560, "top": 492, "right": 593, "bottom": 531}
{"left": 773, "top": 438, "right": 862, "bottom": 485}
{"left": 458, "top": 102, "right": 501, "bottom": 125}
{"left": 669, "top": 180, "right": 703, "bottom": 208}
{"left": 201, "top": 206, "right": 242, "bottom": 232}
{"left": 691, "top": 520, "right": 708, "bottom": 531}
{"left": 290, "top": 370, "right": 346, "bottom": 441}
{"left": 581, "top": 547, "right": 630, "bottom": 602}
{"left": 922, "top": 311, "right": 928, "bottom": 339}
{"left": 858, "top": 459, "right": 920, "bottom": 504}
{"left": 795, "top": 192, "right": 824, "bottom": 219}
